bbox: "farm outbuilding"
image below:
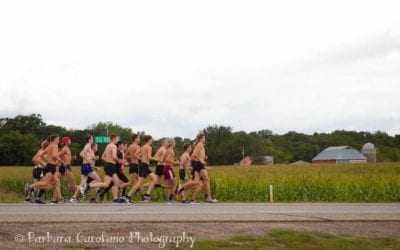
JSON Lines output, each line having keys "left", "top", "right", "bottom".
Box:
{"left": 362, "top": 142, "right": 377, "bottom": 163}
{"left": 312, "top": 146, "right": 367, "bottom": 164}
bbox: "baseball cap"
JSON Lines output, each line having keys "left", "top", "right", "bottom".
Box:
{"left": 62, "top": 136, "right": 71, "bottom": 144}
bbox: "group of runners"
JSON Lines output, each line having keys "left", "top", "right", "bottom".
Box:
{"left": 24, "top": 133, "right": 218, "bottom": 204}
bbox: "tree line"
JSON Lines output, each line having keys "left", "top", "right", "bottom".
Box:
{"left": 0, "top": 114, "right": 399, "bottom": 166}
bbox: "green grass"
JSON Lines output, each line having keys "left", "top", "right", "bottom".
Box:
{"left": 1, "top": 163, "right": 400, "bottom": 202}
{"left": 183, "top": 229, "right": 400, "bottom": 250}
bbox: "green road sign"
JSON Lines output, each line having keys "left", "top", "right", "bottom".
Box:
{"left": 94, "top": 136, "right": 121, "bottom": 144}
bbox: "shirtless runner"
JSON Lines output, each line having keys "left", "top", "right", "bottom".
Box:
{"left": 177, "top": 133, "right": 217, "bottom": 203}
{"left": 58, "top": 136, "right": 77, "bottom": 196}
{"left": 25, "top": 134, "right": 63, "bottom": 204}
{"left": 124, "top": 135, "right": 160, "bottom": 203}
{"left": 90, "top": 134, "right": 122, "bottom": 204}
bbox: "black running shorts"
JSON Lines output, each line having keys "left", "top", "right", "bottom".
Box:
{"left": 32, "top": 167, "right": 44, "bottom": 180}
{"left": 59, "top": 164, "right": 71, "bottom": 175}
{"left": 139, "top": 162, "right": 152, "bottom": 178}
{"left": 192, "top": 161, "right": 205, "bottom": 173}
{"left": 43, "top": 163, "right": 57, "bottom": 175}
{"left": 104, "top": 162, "right": 116, "bottom": 177}
{"left": 129, "top": 163, "right": 139, "bottom": 174}
{"left": 155, "top": 165, "right": 164, "bottom": 176}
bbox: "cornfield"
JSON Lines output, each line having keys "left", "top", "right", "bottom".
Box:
{"left": 0, "top": 163, "right": 399, "bottom": 202}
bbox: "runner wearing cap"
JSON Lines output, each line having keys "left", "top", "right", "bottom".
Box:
{"left": 58, "top": 136, "right": 77, "bottom": 196}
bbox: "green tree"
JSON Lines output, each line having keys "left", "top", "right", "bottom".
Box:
{"left": 0, "top": 114, "right": 45, "bottom": 135}
{"left": 203, "top": 125, "right": 233, "bottom": 165}
{"left": 0, "top": 131, "right": 38, "bottom": 165}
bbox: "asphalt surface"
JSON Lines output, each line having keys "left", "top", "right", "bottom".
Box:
{"left": 0, "top": 203, "right": 399, "bottom": 223}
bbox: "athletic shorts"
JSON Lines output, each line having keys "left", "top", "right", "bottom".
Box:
{"left": 59, "top": 164, "right": 71, "bottom": 175}
{"left": 43, "top": 163, "right": 57, "bottom": 175}
{"left": 179, "top": 168, "right": 188, "bottom": 181}
{"left": 115, "top": 164, "right": 122, "bottom": 174}
{"left": 139, "top": 162, "right": 152, "bottom": 178}
{"left": 155, "top": 165, "right": 164, "bottom": 176}
{"left": 129, "top": 163, "right": 139, "bottom": 174}
{"left": 192, "top": 161, "right": 205, "bottom": 173}
{"left": 104, "top": 162, "right": 116, "bottom": 177}
{"left": 81, "top": 163, "right": 93, "bottom": 176}
{"left": 163, "top": 165, "right": 175, "bottom": 180}
{"left": 191, "top": 169, "right": 204, "bottom": 181}
{"left": 117, "top": 172, "right": 129, "bottom": 183}
{"left": 32, "top": 166, "right": 44, "bottom": 180}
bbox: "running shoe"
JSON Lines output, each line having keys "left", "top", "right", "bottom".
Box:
{"left": 34, "top": 199, "right": 46, "bottom": 204}
{"left": 141, "top": 194, "right": 151, "bottom": 202}
{"left": 206, "top": 198, "right": 218, "bottom": 203}
{"left": 69, "top": 197, "right": 80, "bottom": 204}
{"left": 121, "top": 195, "right": 132, "bottom": 204}
{"left": 144, "top": 194, "right": 152, "bottom": 201}
{"left": 113, "top": 199, "right": 123, "bottom": 204}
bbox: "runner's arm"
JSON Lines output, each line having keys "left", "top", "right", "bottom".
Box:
{"left": 135, "top": 148, "right": 141, "bottom": 160}
{"left": 32, "top": 150, "right": 41, "bottom": 165}
{"left": 112, "top": 147, "right": 118, "bottom": 162}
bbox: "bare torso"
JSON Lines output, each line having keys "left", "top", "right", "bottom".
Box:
{"left": 164, "top": 148, "right": 175, "bottom": 165}
{"left": 140, "top": 144, "right": 152, "bottom": 165}
{"left": 191, "top": 143, "right": 205, "bottom": 163}
{"left": 127, "top": 143, "right": 140, "bottom": 164}
{"left": 81, "top": 143, "right": 92, "bottom": 164}
{"left": 180, "top": 152, "right": 191, "bottom": 169}
{"left": 104, "top": 143, "right": 117, "bottom": 164}
{"left": 46, "top": 144, "right": 59, "bottom": 165}
{"left": 60, "top": 146, "right": 72, "bottom": 165}
{"left": 155, "top": 147, "right": 166, "bottom": 165}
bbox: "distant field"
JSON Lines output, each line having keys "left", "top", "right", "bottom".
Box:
{"left": 0, "top": 163, "right": 399, "bottom": 203}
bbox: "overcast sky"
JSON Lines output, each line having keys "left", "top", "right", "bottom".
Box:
{"left": 0, "top": 0, "right": 399, "bottom": 138}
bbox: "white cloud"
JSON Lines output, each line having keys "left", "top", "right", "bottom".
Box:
{"left": 0, "top": 0, "right": 399, "bottom": 138}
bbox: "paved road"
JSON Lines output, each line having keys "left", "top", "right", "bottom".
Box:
{"left": 0, "top": 203, "right": 399, "bottom": 223}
